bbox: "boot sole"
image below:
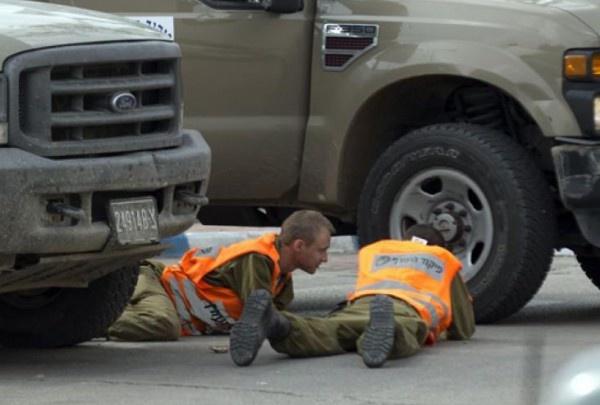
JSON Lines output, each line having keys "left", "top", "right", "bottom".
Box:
{"left": 361, "top": 295, "right": 395, "bottom": 368}
{"left": 230, "top": 289, "right": 271, "bottom": 366}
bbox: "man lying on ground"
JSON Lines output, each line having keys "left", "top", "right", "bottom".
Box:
{"left": 108, "top": 210, "right": 334, "bottom": 341}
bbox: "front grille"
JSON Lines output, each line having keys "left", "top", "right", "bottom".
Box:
{"left": 5, "top": 42, "right": 183, "bottom": 157}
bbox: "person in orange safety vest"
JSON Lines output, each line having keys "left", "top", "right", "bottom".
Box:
{"left": 230, "top": 224, "right": 475, "bottom": 368}
{"left": 108, "top": 210, "right": 334, "bottom": 342}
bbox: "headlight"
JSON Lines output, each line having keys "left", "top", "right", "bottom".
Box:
{"left": 595, "top": 97, "right": 600, "bottom": 132}
{"left": 563, "top": 51, "right": 600, "bottom": 80}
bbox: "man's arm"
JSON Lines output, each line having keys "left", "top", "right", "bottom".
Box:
{"left": 273, "top": 276, "right": 294, "bottom": 310}
{"left": 210, "top": 254, "right": 273, "bottom": 299}
{"left": 233, "top": 254, "right": 275, "bottom": 301}
{"left": 203, "top": 253, "right": 294, "bottom": 308}
{"left": 446, "top": 275, "right": 475, "bottom": 340}
{"left": 233, "top": 255, "right": 294, "bottom": 309}
{"left": 203, "top": 253, "right": 292, "bottom": 303}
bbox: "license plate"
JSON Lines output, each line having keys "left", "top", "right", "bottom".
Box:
{"left": 108, "top": 197, "right": 159, "bottom": 245}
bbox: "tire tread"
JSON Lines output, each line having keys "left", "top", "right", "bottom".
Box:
{"left": 358, "top": 123, "right": 556, "bottom": 323}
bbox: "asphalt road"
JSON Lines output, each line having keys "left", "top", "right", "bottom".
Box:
{"left": 2, "top": 255, "right": 600, "bottom": 405}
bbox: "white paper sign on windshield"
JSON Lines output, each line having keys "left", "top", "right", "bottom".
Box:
{"left": 128, "top": 16, "right": 175, "bottom": 40}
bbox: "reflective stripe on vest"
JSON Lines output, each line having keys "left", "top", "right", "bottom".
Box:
{"left": 166, "top": 277, "right": 202, "bottom": 336}
{"left": 181, "top": 278, "right": 235, "bottom": 330}
{"left": 354, "top": 279, "right": 448, "bottom": 331}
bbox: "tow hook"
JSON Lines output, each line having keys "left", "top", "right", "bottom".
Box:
{"left": 47, "top": 201, "right": 86, "bottom": 221}
{"left": 175, "top": 190, "right": 209, "bottom": 206}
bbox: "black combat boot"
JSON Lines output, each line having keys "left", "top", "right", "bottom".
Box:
{"left": 360, "top": 295, "right": 395, "bottom": 368}
{"left": 230, "top": 289, "right": 290, "bottom": 366}
{"left": 267, "top": 308, "right": 291, "bottom": 342}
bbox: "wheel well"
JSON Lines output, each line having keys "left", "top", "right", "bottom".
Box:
{"left": 340, "top": 75, "right": 554, "bottom": 221}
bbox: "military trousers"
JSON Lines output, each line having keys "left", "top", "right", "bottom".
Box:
{"left": 108, "top": 261, "right": 181, "bottom": 341}
{"left": 271, "top": 295, "right": 428, "bottom": 359}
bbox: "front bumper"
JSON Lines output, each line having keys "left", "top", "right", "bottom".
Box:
{"left": 0, "top": 129, "right": 210, "bottom": 255}
{"left": 553, "top": 142, "right": 600, "bottom": 245}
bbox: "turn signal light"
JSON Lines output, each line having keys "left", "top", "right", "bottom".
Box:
{"left": 564, "top": 54, "right": 587, "bottom": 79}
{"left": 595, "top": 97, "right": 600, "bottom": 131}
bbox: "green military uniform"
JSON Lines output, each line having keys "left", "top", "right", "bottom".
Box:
{"left": 270, "top": 275, "right": 474, "bottom": 358}
{"left": 109, "top": 249, "right": 293, "bottom": 341}
{"left": 108, "top": 261, "right": 179, "bottom": 341}
{"left": 202, "top": 251, "right": 294, "bottom": 311}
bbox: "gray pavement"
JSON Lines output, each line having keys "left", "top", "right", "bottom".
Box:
{"left": 2, "top": 255, "right": 600, "bottom": 405}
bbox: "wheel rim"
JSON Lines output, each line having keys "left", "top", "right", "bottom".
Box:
{"left": 389, "top": 168, "right": 494, "bottom": 281}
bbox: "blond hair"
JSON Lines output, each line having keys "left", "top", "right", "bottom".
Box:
{"left": 279, "top": 210, "right": 335, "bottom": 245}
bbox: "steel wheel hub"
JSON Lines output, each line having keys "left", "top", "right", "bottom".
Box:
{"left": 389, "top": 168, "right": 493, "bottom": 281}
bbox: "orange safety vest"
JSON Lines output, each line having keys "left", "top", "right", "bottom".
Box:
{"left": 161, "top": 233, "right": 288, "bottom": 336}
{"left": 348, "top": 240, "right": 462, "bottom": 343}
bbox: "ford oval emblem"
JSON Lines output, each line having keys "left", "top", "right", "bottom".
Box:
{"left": 110, "top": 92, "right": 137, "bottom": 113}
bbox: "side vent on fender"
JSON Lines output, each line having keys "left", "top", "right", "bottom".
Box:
{"left": 322, "top": 24, "right": 379, "bottom": 71}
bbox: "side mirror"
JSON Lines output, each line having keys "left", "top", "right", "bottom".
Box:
{"left": 263, "top": 0, "right": 303, "bottom": 14}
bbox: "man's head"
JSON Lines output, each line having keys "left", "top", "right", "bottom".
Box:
{"left": 404, "top": 224, "right": 446, "bottom": 248}
{"left": 279, "top": 210, "right": 335, "bottom": 274}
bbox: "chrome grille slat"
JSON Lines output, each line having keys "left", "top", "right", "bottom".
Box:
{"left": 50, "top": 75, "right": 175, "bottom": 95}
{"left": 52, "top": 106, "right": 175, "bottom": 127}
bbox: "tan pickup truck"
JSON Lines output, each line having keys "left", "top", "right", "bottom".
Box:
{"left": 40, "top": 0, "right": 600, "bottom": 323}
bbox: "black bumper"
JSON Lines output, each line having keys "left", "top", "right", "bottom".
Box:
{"left": 553, "top": 143, "right": 600, "bottom": 246}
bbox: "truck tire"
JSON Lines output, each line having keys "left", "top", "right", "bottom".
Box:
{"left": 576, "top": 256, "right": 600, "bottom": 290}
{"left": 358, "top": 123, "right": 556, "bottom": 323}
{"left": 0, "top": 264, "right": 139, "bottom": 348}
